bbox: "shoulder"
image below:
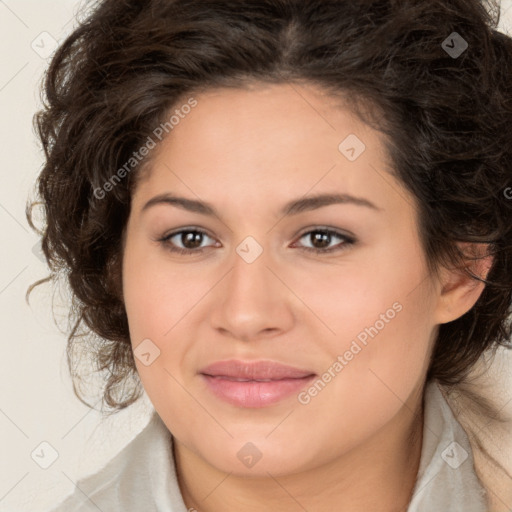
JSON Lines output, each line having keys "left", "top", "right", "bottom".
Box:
{"left": 440, "top": 360, "right": 512, "bottom": 512}
{"left": 48, "top": 412, "right": 174, "bottom": 512}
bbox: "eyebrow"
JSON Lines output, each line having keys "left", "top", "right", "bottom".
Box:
{"left": 141, "top": 192, "right": 382, "bottom": 217}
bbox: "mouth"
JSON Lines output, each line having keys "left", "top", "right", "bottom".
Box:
{"left": 199, "top": 359, "right": 316, "bottom": 408}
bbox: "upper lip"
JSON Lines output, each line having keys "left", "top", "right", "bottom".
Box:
{"left": 200, "top": 360, "right": 316, "bottom": 380}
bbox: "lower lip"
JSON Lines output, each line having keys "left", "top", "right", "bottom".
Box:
{"left": 200, "top": 374, "right": 316, "bottom": 408}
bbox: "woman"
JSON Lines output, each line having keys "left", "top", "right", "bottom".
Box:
{"left": 26, "top": 0, "right": 512, "bottom": 510}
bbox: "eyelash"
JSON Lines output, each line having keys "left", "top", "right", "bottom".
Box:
{"left": 157, "top": 227, "right": 356, "bottom": 256}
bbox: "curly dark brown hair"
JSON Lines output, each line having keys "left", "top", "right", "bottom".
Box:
{"left": 26, "top": 0, "right": 512, "bottom": 420}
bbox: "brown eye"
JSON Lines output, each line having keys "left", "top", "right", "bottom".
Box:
{"left": 176, "top": 231, "right": 205, "bottom": 249}
{"left": 294, "top": 229, "right": 356, "bottom": 254}
{"left": 159, "top": 228, "right": 217, "bottom": 254}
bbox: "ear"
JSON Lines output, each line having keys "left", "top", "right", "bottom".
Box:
{"left": 433, "top": 242, "right": 493, "bottom": 325}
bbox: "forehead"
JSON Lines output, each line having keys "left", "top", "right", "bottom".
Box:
{"left": 132, "top": 82, "right": 412, "bottom": 218}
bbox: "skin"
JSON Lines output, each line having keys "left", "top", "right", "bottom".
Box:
{"left": 121, "top": 82, "right": 491, "bottom": 511}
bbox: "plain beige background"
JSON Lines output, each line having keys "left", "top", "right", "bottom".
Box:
{"left": 0, "top": 1, "right": 511, "bottom": 511}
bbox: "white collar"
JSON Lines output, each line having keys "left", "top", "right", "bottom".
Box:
{"left": 407, "top": 379, "right": 488, "bottom": 511}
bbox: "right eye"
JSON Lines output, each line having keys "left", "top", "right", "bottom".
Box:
{"left": 158, "top": 228, "right": 219, "bottom": 255}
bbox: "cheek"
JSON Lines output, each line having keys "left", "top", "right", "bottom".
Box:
{"left": 308, "top": 240, "right": 434, "bottom": 389}
{"left": 122, "top": 242, "right": 211, "bottom": 397}
{"left": 295, "top": 284, "right": 433, "bottom": 462}
{"left": 121, "top": 242, "right": 195, "bottom": 412}
{"left": 122, "top": 237, "right": 195, "bottom": 340}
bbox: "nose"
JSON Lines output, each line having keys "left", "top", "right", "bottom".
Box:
{"left": 209, "top": 246, "right": 295, "bottom": 343}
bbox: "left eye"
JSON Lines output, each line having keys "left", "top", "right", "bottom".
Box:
{"left": 293, "top": 228, "right": 355, "bottom": 254}
{"left": 158, "top": 228, "right": 356, "bottom": 255}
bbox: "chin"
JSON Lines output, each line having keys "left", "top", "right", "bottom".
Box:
{"left": 191, "top": 434, "right": 319, "bottom": 477}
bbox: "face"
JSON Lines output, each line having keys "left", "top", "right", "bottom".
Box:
{"left": 122, "top": 82, "right": 441, "bottom": 476}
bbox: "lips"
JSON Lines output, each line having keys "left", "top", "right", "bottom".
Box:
{"left": 199, "top": 359, "right": 315, "bottom": 380}
{"left": 199, "top": 360, "right": 316, "bottom": 408}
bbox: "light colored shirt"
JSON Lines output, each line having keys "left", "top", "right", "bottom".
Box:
{"left": 48, "top": 379, "right": 488, "bottom": 512}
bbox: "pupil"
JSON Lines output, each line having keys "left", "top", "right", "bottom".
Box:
{"left": 183, "top": 231, "right": 203, "bottom": 249}
{"left": 313, "top": 231, "right": 330, "bottom": 248}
